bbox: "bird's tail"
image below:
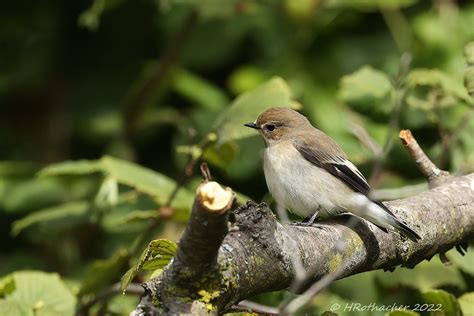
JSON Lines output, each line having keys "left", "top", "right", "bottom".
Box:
{"left": 352, "top": 194, "right": 421, "bottom": 242}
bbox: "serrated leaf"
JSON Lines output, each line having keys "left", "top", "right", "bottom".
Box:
{"left": 421, "top": 289, "right": 461, "bottom": 316}
{"left": 458, "top": 292, "right": 474, "bottom": 316}
{"left": 80, "top": 249, "right": 129, "bottom": 295}
{"left": 100, "top": 156, "right": 194, "bottom": 211}
{"left": 11, "top": 201, "right": 90, "bottom": 236}
{"left": 338, "top": 65, "right": 394, "bottom": 120}
{"left": 39, "top": 160, "right": 103, "bottom": 177}
{"left": 213, "top": 77, "right": 298, "bottom": 145}
{"left": 120, "top": 239, "right": 177, "bottom": 294}
{"left": 4, "top": 271, "right": 76, "bottom": 316}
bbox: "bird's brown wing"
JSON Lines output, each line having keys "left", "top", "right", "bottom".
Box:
{"left": 292, "top": 136, "right": 397, "bottom": 218}
{"left": 292, "top": 136, "right": 371, "bottom": 195}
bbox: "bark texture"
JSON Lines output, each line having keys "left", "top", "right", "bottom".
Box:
{"left": 132, "top": 173, "right": 474, "bottom": 315}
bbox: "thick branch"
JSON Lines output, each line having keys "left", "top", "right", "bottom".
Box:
{"left": 133, "top": 173, "right": 474, "bottom": 314}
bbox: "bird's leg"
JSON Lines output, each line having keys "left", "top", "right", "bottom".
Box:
{"left": 293, "top": 207, "right": 320, "bottom": 227}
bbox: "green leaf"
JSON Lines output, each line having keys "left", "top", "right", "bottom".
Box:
{"left": 448, "top": 247, "right": 474, "bottom": 276}
{"left": 80, "top": 249, "right": 129, "bottom": 295}
{"left": 374, "top": 258, "right": 465, "bottom": 291}
{"left": 385, "top": 311, "right": 420, "bottom": 316}
{"left": 0, "top": 275, "right": 15, "bottom": 297}
{"left": 228, "top": 65, "right": 269, "bottom": 95}
{"left": 213, "top": 77, "right": 299, "bottom": 145}
{"left": 121, "top": 210, "right": 160, "bottom": 223}
{"left": 39, "top": 160, "right": 103, "bottom": 177}
{"left": 100, "top": 156, "right": 194, "bottom": 211}
{"left": 328, "top": 0, "right": 418, "bottom": 10}
{"left": 338, "top": 65, "right": 394, "bottom": 120}
{"left": 0, "top": 300, "right": 33, "bottom": 316}
{"left": 4, "top": 271, "right": 76, "bottom": 316}
{"left": 0, "top": 161, "right": 37, "bottom": 177}
{"left": 172, "top": 68, "right": 229, "bottom": 111}
{"left": 458, "top": 292, "right": 474, "bottom": 316}
{"left": 11, "top": 201, "right": 91, "bottom": 236}
{"left": 405, "top": 69, "right": 473, "bottom": 109}
{"left": 2, "top": 178, "right": 65, "bottom": 214}
{"left": 421, "top": 289, "right": 461, "bottom": 316}
{"left": 120, "top": 239, "right": 177, "bottom": 294}
{"left": 194, "top": 0, "right": 241, "bottom": 19}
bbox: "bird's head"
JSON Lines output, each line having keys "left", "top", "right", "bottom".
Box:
{"left": 244, "top": 107, "right": 311, "bottom": 145}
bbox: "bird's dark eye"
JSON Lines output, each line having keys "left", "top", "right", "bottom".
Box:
{"left": 265, "top": 124, "right": 275, "bottom": 132}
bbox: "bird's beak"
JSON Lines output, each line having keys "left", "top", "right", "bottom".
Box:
{"left": 244, "top": 122, "right": 259, "bottom": 129}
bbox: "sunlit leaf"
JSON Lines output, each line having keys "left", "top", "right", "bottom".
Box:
{"left": 228, "top": 65, "right": 269, "bottom": 95}
{"left": 421, "top": 289, "right": 461, "bottom": 316}
{"left": 3, "top": 271, "right": 76, "bottom": 316}
{"left": 0, "top": 275, "right": 15, "bottom": 297}
{"left": 458, "top": 292, "right": 474, "bottom": 316}
{"left": 101, "top": 156, "right": 194, "bottom": 210}
{"left": 0, "top": 300, "right": 33, "bottom": 316}
{"left": 338, "top": 65, "right": 394, "bottom": 120}
{"left": 80, "top": 249, "right": 129, "bottom": 295}
{"left": 120, "top": 239, "right": 177, "bottom": 294}
{"left": 214, "top": 77, "right": 298, "bottom": 145}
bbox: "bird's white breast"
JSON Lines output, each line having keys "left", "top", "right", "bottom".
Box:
{"left": 263, "top": 141, "right": 350, "bottom": 217}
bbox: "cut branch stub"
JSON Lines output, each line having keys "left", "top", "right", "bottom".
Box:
{"left": 399, "top": 129, "right": 450, "bottom": 187}
{"left": 157, "top": 180, "right": 235, "bottom": 314}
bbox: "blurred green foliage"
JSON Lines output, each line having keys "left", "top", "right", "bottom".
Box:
{"left": 1, "top": 0, "right": 473, "bottom": 315}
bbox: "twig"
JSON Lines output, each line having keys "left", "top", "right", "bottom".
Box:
{"left": 399, "top": 129, "right": 450, "bottom": 187}
{"left": 281, "top": 256, "right": 352, "bottom": 316}
{"left": 368, "top": 53, "right": 411, "bottom": 185}
{"left": 280, "top": 216, "right": 359, "bottom": 314}
{"left": 235, "top": 300, "right": 279, "bottom": 315}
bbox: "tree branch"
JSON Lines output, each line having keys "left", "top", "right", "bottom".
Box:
{"left": 131, "top": 131, "right": 472, "bottom": 315}
{"left": 132, "top": 172, "right": 474, "bottom": 314}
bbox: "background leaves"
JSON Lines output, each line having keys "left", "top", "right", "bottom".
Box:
{"left": 0, "top": 0, "right": 473, "bottom": 315}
